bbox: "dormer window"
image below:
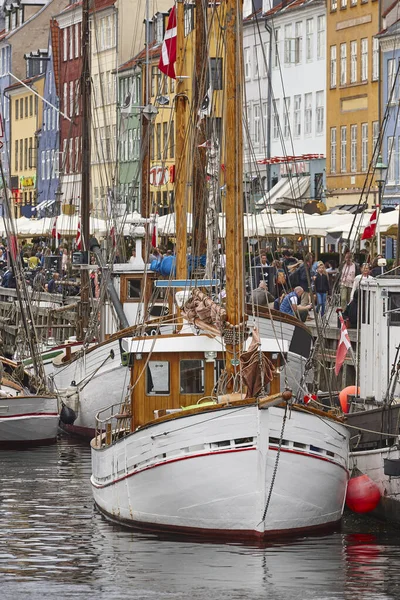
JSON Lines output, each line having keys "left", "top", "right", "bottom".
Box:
{"left": 11, "top": 11, "right": 16, "bottom": 30}
{"left": 155, "top": 14, "right": 164, "bottom": 44}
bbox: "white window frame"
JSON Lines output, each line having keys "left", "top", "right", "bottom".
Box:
{"left": 69, "top": 24, "right": 73, "bottom": 60}
{"left": 372, "top": 37, "right": 379, "bottom": 81}
{"left": 69, "top": 80, "right": 74, "bottom": 116}
{"left": 284, "top": 24, "right": 292, "bottom": 65}
{"left": 388, "top": 58, "right": 396, "bottom": 102}
{"left": 306, "top": 18, "right": 313, "bottom": 61}
{"left": 75, "top": 23, "right": 79, "bottom": 58}
{"left": 63, "top": 82, "right": 68, "bottom": 116}
{"left": 388, "top": 136, "right": 395, "bottom": 182}
{"left": 350, "top": 40, "right": 357, "bottom": 83}
{"left": 316, "top": 91, "right": 324, "bottom": 135}
{"left": 254, "top": 103, "right": 260, "bottom": 145}
{"left": 350, "top": 124, "right": 357, "bottom": 173}
{"left": 244, "top": 47, "right": 251, "bottom": 79}
{"left": 273, "top": 99, "right": 280, "bottom": 139}
{"left": 294, "top": 94, "right": 301, "bottom": 137}
{"left": 317, "top": 15, "right": 325, "bottom": 60}
{"left": 341, "top": 126, "right": 347, "bottom": 173}
{"left": 331, "top": 127, "right": 337, "bottom": 173}
{"left": 284, "top": 97, "right": 290, "bottom": 139}
{"left": 330, "top": 45, "right": 337, "bottom": 88}
{"left": 373, "top": 121, "right": 379, "bottom": 158}
{"left": 63, "top": 28, "right": 68, "bottom": 62}
{"left": 340, "top": 43, "right": 347, "bottom": 86}
{"left": 361, "top": 123, "right": 368, "bottom": 172}
{"left": 304, "top": 92, "right": 312, "bottom": 136}
{"left": 274, "top": 28, "right": 280, "bottom": 68}
{"left": 294, "top": 22, "right": 302, "bottom": 64}
{"left": 253, "top": 45, "right": 260, "bottom": 79}
{"left": 361, "top": 38, "right": 368, "bottom": 82}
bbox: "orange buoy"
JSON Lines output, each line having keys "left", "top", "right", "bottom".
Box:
{"left": 339, "top": 385, "right": 360, "bottom": 413}
{"left": 346, "top": 475, "right": 381, "bottom": 513}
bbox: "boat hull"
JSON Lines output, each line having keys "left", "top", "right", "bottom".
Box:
{"left": 0, "top": 395, "right": 59, "bottom": 447}
{"left": 91, "top": 404, "right": 349, "bottom": 538}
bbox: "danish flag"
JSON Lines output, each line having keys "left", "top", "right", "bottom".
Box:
{"left": 158, "top": 7, "right": 177, "bottom": 79}
{"left": 361, "top": 210, "right": 377, "bottom": 240}
{"left": 76, "top": 220, "right": 82, "bottom": 250}
{"left": 335, "top": 313, "right": 352, "bottom": 376}
{"left": 51, "top": 217, "right": 60, "bottom": 240}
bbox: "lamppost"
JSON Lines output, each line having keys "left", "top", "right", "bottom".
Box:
{"left": 375, "top": 154, "right": 387, "bottom": 256}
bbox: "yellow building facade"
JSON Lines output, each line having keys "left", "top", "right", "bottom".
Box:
{"left": 7, "top": 74, "right": 44, "bottom": 217}
{"left": 326, "top": 0, "right": 379, "bottom": 208}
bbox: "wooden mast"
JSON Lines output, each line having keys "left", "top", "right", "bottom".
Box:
{"left": 175, "top": 0, "right": 187, "bottom": 279}
{"left": 225, "top": 0, "right": 244, "bottom": 383}
{"left": 79, "top": 0, "right": 91, "bottom": 339}
{"left": 192, "top": 0, "right": 207, "bottom": 258}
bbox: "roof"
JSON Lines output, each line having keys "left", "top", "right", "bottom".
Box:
{"left": 5, "top": 73, "right": 45, "bottom": 93}
{"left": 263, "top": 0, "right": 324, "bottom": 18}
{"left": 118, "top": 41, "right": 161, "bottom": 72}
{"left": 50, "top": 19, "right": 61, "bottom": 97}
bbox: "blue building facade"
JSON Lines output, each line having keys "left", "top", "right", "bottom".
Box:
{"left": 36, "top": 34, "right": 59, "bottom": 218}
{"left": 380, "top": 22, "right": 400, "bottom": 208}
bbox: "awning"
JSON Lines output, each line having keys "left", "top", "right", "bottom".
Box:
{"left": 32, "top": 199, "right": 56, "bottom": 212}
{"left": 256, "top": 176, "right": 310, "bottom": 210}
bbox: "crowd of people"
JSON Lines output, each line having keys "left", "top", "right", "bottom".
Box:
{"left": 248, "top": 247, "right": 385, "bottom": 327}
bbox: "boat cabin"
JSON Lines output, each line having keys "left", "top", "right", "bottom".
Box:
{"left": 359, "top": 276, "right": 400, "bottom": 403}
{"left": 122, "top": 333, "right": 287, "bottom": 430}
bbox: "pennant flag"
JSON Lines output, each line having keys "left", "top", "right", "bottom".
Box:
{"left": 76, "top": 220, "right": 82, "bottom": 250}
{"left": 9, "top": 234, "right": 18, "bottom": 262}
{"left": 361, "top": 210, "right": 377, "bottom": 240}
{"left": 51, "top": 217, "right": 60, "bottom": 240}
{"left": 110, "top": 225, "right": 116, "bottom": 248}
{"left": 335, "top": 313, "right": 352, "bottom": 376}
{"left": 151, "top": 223, "right": 157, "bottom": 248}
{"left": 198, "top": 85, "right": 213, "bottom": 120}
{"left": 158, "top": 7, "right": 177, "bottom": 79}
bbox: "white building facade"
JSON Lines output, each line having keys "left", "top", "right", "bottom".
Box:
{"left": 243, "top": 0, "right": 327, "bottom": 206}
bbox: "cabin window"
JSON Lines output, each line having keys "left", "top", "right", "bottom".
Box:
{"left": 146, "top": 361, "right": 170, "bottom": 395}
{"left": 127, "top": 279, "right": 141, "bottom": 300}
{"left": 214, "top": 359, "right": 225, "bottom": 384}
{"left": 180, "top": 360, "right": 205, "bottom": 394}
{"left": 388, "top": 293, "right": 400, "bottom": 326}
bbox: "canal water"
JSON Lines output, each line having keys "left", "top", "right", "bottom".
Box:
{"left": 1, "top": 436, "right": 400, "bottom": 600}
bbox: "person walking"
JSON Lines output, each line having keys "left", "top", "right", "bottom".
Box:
{"left": 340, "top": 251, "right": 357, "bottom": 309}
{"left": 314, "top": 263, "right": 329, "bottom": 317}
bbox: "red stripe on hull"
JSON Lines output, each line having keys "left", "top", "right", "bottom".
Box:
{"left": 95, "top": 502, "right": 342, "bottom": 542}
{"left": 0, "top": 412, "right": 59, "bottom": 419}
{"left": 60, "top": 422, "right": 95, "bottom": 439}
{"left": 269, "top": 446, "right": 348, "bottom": 474}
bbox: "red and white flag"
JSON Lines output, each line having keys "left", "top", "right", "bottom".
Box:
{"left": 51, "top": 217, "right": 60, "bottom": 240}
{"left": 76, "top": 220, "right": 82, "bottom": 250}
{"left": 110, "top": 225, "right": 116, "bottom": 248}
{"left": 361, "top": 210, "right": 377, "bottom": 240}
{"left": 335, "top": 313, "right": 352, "bottom": 375}
{"left": 158, "top": 7, "right": 177, "bottom": 79}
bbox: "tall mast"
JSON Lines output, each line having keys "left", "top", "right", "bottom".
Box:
{"left": 141, "top": 0, "right": 150, "bottom": 218}
{"left": 192, "top": 0, "right": 207, "bottom": 258}
{"left": 79, "top": 0, "right": 91, "bottom": 338}
{"left": 175, "top": 0, "right": 187, "bottom": 279}
{"left": 225, "top": 0, "right": 244, "bottom": 378}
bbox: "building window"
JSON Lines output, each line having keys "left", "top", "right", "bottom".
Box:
{"left": 263, "top": 41, "right": 269, "bottom": 77}
{"left": 306, "top": 19, "right": 313, "bottom": 61}
{"left": 361, "top": 123, "right": 368, "bottom": 172}
{"left": 15, "top": 139, "right": 18, "bottom": 171}
{"left": 350, "top": 124, "right": 357, "bottom": 172}
{"left": 75, "top": 23, "right": 79, "bottom": 58}
{"left": 63, "top": 82, "right": 68, "bottom": 116}
{"left": 69, "top": 80, "right": 74, "bottom": 116}
{"left": 388, "top": 58, "right": 397, "bottom": 101}
{"left": 350, "top": 41, "right": 357, "bottom": 83}
{"left": 388, "top": 136, "right": 395, "bottom": 182}
{"left": 317, "top": 16, "right": 325, "bottom": 59}
{"left": 284, "top": 24, "right": 292, "bottom": 65}
{"left": 63, "top": 28, "right": 68, "bottom": 62}
{"left": 331, "top": 0, "right": 337, "bottom": 9}
{"left": 273, "top": 99, "right": 280, "bottom": 139}
{"left": 294, "top": 95, "right": 301, "bottom": 137}
{"left": 184, "top": 4, "right": 194, "bottom": 36}
{"left": 41, "top": 149, "right": 45, "bottom": 179}
{"left": 341, "top": 126, "right": 347, "bottom": 173}
{"left": 15, "top": 99, "right": 19, "bottom": 119}
{"left": 19, "top": 99, "right": 23, "bottom": 119}
{"left": 283, "top": 96, "right": 290, "bottom": 138}
{"left": 340, "top": 43, "right": 347, "bottom": 85}
{"left": 372, "top": 37, "right": 379, "bottom": 81}
{"left": 294, "top": 22, "right": 302, "bottom": 64}
{"left": 155, "top": 14, "right": 164, "bottom": 43}
{"left": 330, "top": 127, "right": 337, "bottom": 173}
{"left": 341, "top": 0, "right": 347, "bottom": 8}
{"left": 361, "top": 38, "right": 368, "bottom": 82}
{"left": 304, "top": 93, "right": 312, "bottom": 135}
{"left": 316, "top": 91, "right": 323, "bottom": 134}
{"left": 24, "top": 97, "right": 28, "bottom": 117}
{"left": 330, "top": 45, "right": 337, "bottom": 88}
{"left": 170, "top": 120, "right": 174, "bottom": 158}
{"left": 99, "top": 14, "right": 115, "bottom": 51}
{"left": 254, "top": 103, "right": 260, "bottom": 144}
{"left": 372, "top": 121, "right": 379, "bottom": 157}
{"left": 253, "top": 45, "right": 260, "bottom": 78}
{"left": 274, "top": 28, "right": 280, "bottom": 68}
{"left": 244, "top": 47, "right": 251, "bottom": 79}
{"left": 24, "top": 138, "right": 28, "bottom": 170}
{"left": 156, "top": 122, "right": 161, "bottom": 160}
{"left": 210, "top": 58, "right": 223, "bottom": 90}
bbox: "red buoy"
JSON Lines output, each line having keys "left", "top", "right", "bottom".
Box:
{"left": 339, "top": 385, "right": 360, "bottom": 413}
{"left": 346, "top": 475, "right": 381, "bottom": 513}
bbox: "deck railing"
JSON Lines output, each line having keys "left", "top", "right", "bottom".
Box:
{"left": 94, "top": 401, "right": 131, "bottom": 447}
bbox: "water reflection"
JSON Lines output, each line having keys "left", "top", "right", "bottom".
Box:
{"left": 1, "top": 437, "right": 400, "bottom": 599}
